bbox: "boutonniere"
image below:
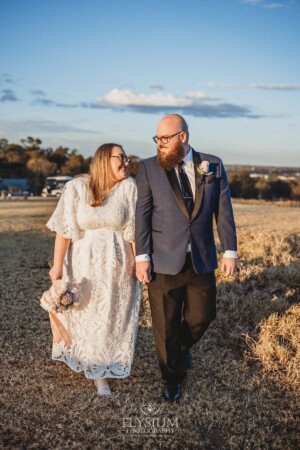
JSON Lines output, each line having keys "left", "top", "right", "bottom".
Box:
{"left": 195, "top": 160, "right": 214, "bottom": 176}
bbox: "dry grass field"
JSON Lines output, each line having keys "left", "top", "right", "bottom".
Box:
{"left": 0, "top": 198, "right": 299, "bottom": 449}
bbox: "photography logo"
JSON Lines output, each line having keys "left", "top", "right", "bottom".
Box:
{"left": 122, "top": 401, "right": 179, "bottom": 436}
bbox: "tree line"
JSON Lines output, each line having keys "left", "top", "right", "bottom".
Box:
{"left": 0, "top": 137, "right": 299, "bottom": 200}
{"left": 228, "top": 170, "right": 300, "bottom": 201}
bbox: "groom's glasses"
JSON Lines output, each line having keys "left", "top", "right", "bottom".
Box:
{"left": 152, "top": 131, "right": 183, "bottom": 144}
{"left": 110, "top": 155, "right": 131, "bottom": 164}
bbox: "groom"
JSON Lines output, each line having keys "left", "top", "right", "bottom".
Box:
{"left": 135, "top": 114, "right": 237, "bottom": 402}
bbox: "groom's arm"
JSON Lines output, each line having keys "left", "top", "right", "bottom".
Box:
{"left": 214, "top": 159, "right": 238, "bottom": 275}
{"left": 135, "top": 161, "right": 153, "bottom": 255}
{"left": 135, "top": 161, "right": 153, "bottom": 282}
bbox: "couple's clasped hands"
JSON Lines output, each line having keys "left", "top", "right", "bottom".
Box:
{"left": 136, "top": 261, "right": 151, "bottom": 284}
{"left": 136, "top": 257, "right": 238, "bottom": 283}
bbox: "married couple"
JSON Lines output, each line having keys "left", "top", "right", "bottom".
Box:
{"left": 46, "top": 114, "right": 237, "bottom": 402}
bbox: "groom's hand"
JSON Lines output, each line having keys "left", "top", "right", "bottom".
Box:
{"left": 136, "top": 261, "right": 152, "bottom": 284}
{"left": 220, "top": 257, "right": 238, "bottom": 276}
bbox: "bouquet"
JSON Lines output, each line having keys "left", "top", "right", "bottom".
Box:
{"left": 40, "top": 279, "right": 82, "bottom": 313}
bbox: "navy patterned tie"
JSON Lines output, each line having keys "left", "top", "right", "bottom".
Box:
{"left": 178, "top": 162, "right": 194, "bottom": 216}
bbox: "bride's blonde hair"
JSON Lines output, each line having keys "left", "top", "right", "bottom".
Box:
{"left": 89, "top": 143, "right": 122, "bottom": 207}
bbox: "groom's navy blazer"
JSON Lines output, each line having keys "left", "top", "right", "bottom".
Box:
{"left": 135, "top": 149, "right": 237, "bottom": 275}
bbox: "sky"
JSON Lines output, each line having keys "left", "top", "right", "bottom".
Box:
{"left": 0, "top": 0, "right": 300, "bottom": 166}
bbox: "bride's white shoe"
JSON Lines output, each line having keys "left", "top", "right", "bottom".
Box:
{"left": 94, "top": 378, "right": 111, "bottom": 396}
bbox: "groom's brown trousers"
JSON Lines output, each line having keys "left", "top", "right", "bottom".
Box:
{"left": 148, "top": 253, "right": 216, "bottom": 384}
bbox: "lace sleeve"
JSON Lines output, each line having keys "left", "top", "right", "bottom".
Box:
{"left": 123, "top": 178, "right": 137, "bottom": 243}
{"left": 46, "top": 179, "right": 82, "bottom": 242}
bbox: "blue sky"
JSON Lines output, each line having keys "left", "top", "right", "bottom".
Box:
{"left": 1, "top": 0, "right": 299, "bottom": 166}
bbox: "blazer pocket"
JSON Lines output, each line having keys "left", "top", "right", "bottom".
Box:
{"left": 204, "top": 174, "right": 217, "bottom": 184}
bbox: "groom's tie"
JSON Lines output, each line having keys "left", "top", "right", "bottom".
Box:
{"left": 178, "top": 162, "right": 194, "bottom": 217}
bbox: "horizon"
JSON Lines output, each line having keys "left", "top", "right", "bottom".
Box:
{"left": 1, "top": 0, "right": 300, "bottom": 166}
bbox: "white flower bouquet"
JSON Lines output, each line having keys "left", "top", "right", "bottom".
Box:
{"left": 40, "top": 279, "right": 82, "bottom": 313}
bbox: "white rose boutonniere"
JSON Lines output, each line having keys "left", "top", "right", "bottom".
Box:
{"left": 195, "top": 160, "right": 214, "bottom": 176}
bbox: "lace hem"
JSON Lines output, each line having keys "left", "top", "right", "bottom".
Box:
{"left": 52, "top": 340, "right": 136, "bottom": 379}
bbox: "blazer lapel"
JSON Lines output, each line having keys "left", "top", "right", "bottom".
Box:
{"left": 191, "top": 149, "right": 205, "bottom": 221}
{"left": 165, "top": 169, "right": 190, "bottom": 221}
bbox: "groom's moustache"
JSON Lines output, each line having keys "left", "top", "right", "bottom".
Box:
{"left": 157, "top": 143, "right": 185, "bottom": 171}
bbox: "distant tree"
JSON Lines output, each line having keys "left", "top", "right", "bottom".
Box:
{"left": 83, "top": 156, "right": 92, "bottom": 172}
{"left": 27, "top": 157, "right": 57, "bottom": 194}
{"left": 39, "top": 147, "right": 54, "bottom": 158}
{"left": 20, "top": 136, "right": 42, "bottom": 149}
{"left": 228, "top": 170, "right": 257, "bottom": 199}
{"left": 227, "top": 172, "right": 242, "bottom": 198}
{"left": 49, "top": 146, "right": 70, "bottom": 171}
{"left": 60, "top": 150, "right": 86, "bottom": 176}
{"left": 127, "top": 155, "right": 141, "bottom": 178}
{"left": 268, "top": 176, "right": 291, "bottom": 199}
{"left": 0, "top": 143, "right": 27, "bottom": 177}
{"left": 291, "top": 177, "right": 300, "bottom": 200}
{"left": 0, "top": 138, "right": 8, "bottom": 150}
{"left": 27, "top": 157, "right": 57, "bottom": 177}
{"left": 21, "top": 136, "right": 42, "bottom": 161}
{"left": 255, "top": 177, "right": 272, "bottom": 200}
{"left": 0, "top": 144, "right": 26, "bottom": 164}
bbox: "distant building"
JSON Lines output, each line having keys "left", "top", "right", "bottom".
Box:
{"left": 0, "top": 178, "right": 30, "bottom": 196}
{"left": 278, "top": 175, "right": 296, "bottom": 181}
{"left": 249, "top": 173, "right": 269, "bottom": 180}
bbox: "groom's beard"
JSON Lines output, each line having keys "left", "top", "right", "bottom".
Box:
{"left": 157, "top": 142, "right": 185, "bottom": 171}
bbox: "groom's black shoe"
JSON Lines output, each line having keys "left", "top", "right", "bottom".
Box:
{"left": 184, "top": 350, "right": 193, "bottom": 370}
{"left": 163, "top": 383, "right": 182, "bottom": 402}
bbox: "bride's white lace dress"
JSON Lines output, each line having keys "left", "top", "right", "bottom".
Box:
{"left": 46, "top": 176, "right": 141, "bottom": 379}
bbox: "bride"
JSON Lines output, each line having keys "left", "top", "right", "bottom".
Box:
{"left": 46, "top": 143, "right": 141, "bottom": 396}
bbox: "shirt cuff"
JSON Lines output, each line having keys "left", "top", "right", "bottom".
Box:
{"left": 136, "top": 254, "right": 151, "bottom": 262}
{"left": 223, "top": 250, "right": 238, "bottom": 259}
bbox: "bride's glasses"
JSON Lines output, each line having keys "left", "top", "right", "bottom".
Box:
{"left": 110, "top": 155, "right": 131, "bottom": 164}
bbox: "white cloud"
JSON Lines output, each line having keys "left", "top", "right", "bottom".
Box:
{"left": 241, "top": 0, "right": 292, "bottom": 8}
{"left": 186, "top": 91, "right": 220, "bottom": 100}
{"left": 199, "top": 82, "right": 300, "bottom": 91}
{"left": 93, "top": 88, "right": 262, "bottom": 118}
{"left": 28, "top": 87, "right": 271, "bottom": 119}
{"left": 98, "top": 89, "right": 191, "bottom": 107}
{"left": 241, "top": 0, "right": 263, "bottom": 5}
{"left": 199, "top": 82, "right": 244, "bottom": 89}
{"left": 97, "top": 88, "right": 217, "bottom": 108}
{"left": 251, "top": 83, "right": 300, "bottom": 90}
{"left": 264, "top": 2, "right": 286, "bottom": 8}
